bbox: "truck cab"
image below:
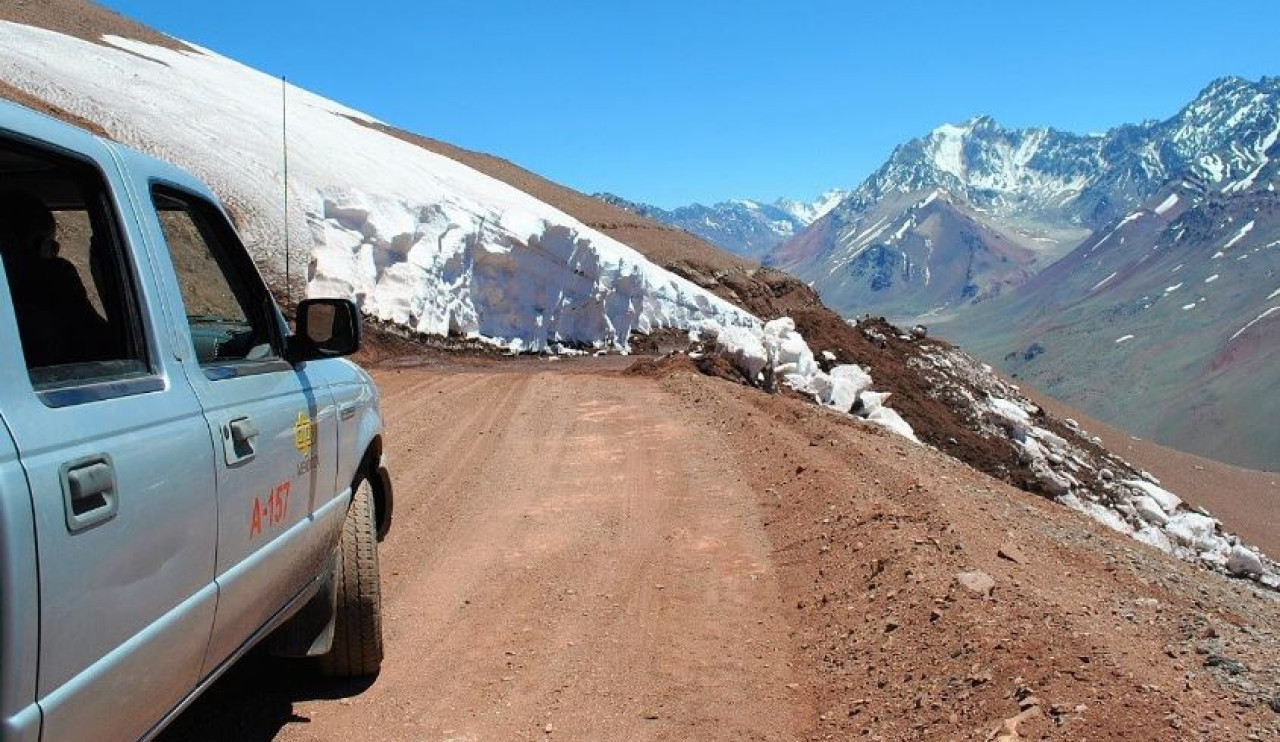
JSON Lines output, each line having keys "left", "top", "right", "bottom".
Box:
{"left": 0, "top": 99, "right": 391, "bottom": 742}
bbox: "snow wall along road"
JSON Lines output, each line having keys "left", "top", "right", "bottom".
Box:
{"left": 0, "top": 22, "right": 758, "bottom": 350}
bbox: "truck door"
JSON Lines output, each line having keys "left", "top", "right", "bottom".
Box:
{"left": 136, "top": 183, "right": 339, "bottom": 673}
{"left": 0, "top": 132, "right": 217, "bottom": 741}
{"left": 0, "top": 405, "right": 38, "bottom": 742}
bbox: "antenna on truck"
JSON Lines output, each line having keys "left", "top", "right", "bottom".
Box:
{"left": 282, "top": 74, "right": 292, "bottom": 312}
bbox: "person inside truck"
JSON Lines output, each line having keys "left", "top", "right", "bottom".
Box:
{"left": 0, "top": 190, "right": 110, "bottom": 369}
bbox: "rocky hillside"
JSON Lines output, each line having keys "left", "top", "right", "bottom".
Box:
{"left": 596, "top": 190, "right": 846, "bottom": 260}
{"left": 949, "top": 180, "right": 1280, "bottom": 470}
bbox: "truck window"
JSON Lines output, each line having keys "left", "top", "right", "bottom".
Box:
{"left": 151, "top": 187, "right": 281, "bottom": 372}
{"left": 0, "top": 137, "right": 149, "bottom": 392}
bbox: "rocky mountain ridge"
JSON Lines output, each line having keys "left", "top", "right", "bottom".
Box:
{"left": 830, "top": 76, "right": 1279, "bottom": 232}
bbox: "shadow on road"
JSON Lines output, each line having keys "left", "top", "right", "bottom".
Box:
{"left": 156, "top": 652, "right": 375, "bottom": 742}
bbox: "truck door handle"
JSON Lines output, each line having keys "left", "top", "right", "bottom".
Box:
{"left": 224, "top": 416, "right": 258, "bottom": 466}
{"left": 61, "top": 457, "right": 119, "bottom": 532}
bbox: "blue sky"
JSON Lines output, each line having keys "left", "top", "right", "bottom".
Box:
{"left": 103, "top": 0, "right": 1277, "bottom": 209}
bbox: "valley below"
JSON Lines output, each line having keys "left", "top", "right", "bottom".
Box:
{"left": 158, "top": 352, "right": 1280, "bottom": 741}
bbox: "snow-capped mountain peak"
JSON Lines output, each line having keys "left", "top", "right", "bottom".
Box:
{"left": 828, "top": 77, "right": 1278, "bottom": 237}
{"left": 594, "top": 188, "right": 849, "bottom": 260}
{"left": 1167, "top": 76, "right": 1280, "bottom": 192}
{"left": 775, "top": 188, "right": 849, "bottom": 225}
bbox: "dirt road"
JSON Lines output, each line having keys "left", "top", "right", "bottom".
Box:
{"left": 162, "top": 359, "right": 808, "bottom": 741}
{"left": 162, "top": 357, "right": 1280, "bottom": 741}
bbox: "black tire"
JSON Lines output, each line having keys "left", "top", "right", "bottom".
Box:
{"left": 319, "top": 477, "right": 383, "bottom": 677}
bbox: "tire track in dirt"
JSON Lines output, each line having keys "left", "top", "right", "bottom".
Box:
{"left": 277, "top": 368, "right": 806, "bottom": 741}
{"left": 374, "top": 371, "right": 534, "bottom": 598}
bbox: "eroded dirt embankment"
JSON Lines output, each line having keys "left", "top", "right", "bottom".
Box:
{"left": 656, "top": 364, "right": 1280, "bottom": 740}
{"left": 160, "top": 357, "right": 1279, "bottom": 741}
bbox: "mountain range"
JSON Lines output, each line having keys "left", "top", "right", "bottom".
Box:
{"left": 770, "top": 76, "right": 1278, "bottom": 317}
{"left": 614, "top": 77, "right": 1280, "bottom": 469}
{"left": 594, "top": 190, "right": 846, "bottom": 260}
{"left": 805, "top": 77, "right": 1280, "bottom": 470}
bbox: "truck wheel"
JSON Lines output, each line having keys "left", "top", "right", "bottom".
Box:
{"left": 319, "top": 477, "right": 384, "bottom": 677}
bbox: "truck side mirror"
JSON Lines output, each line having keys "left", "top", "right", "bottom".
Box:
{"left": 289, "top": 298, "right": 362, "bottom": 362}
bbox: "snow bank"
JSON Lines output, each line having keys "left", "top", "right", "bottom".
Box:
{"left": 985, "top": 396, "right": 1077, "bottom": 495}
{"left": 1125, "top": 479, "right": 1182, "bottom": 513}
{"left": 705, "top": 323, "right": 769, "bottom": 380}
{"left": 0, "top": 23, "right": 758, "bottom": 351}
{"left": 821, "top": 365, "right": 872, "bottom": 413}
{"left": 691, "top": 318, "right": 919, "bottom": 442}
{"left": 911, "top": 342, "right": 1278, "bottom": 589}
{"left": 990, "top": 395, "right": 1276, "bottom": 584}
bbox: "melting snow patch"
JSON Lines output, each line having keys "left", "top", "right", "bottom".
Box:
{"left": 701, "top": 323, "right": 768, "bottom": 380}
{"left": 1229, "top": 306, "right": 1280, "bottom": 342}
{"left": 1228, "top": 545, "right": 1267, "bottom": 578}
{"left": 846, "top": 217, "right": 891, "bottom": 251}
{"left": 1222, "top": 220, "right": 1255, "bottom": 251}
{"left": 1125, "top": 479, "right": 1182, "bottom": 513}
{"left": 1198, "top": 154, "right": 1226, "bottom": 181}
{"left": 1061, "top": 496, "right": 1133, "bottom": 536}
{"left": 1153, "top": 193, "right": 1180, "bottom": 215}
{"left": 1067, "top": 475, "right": 1271, "bottom": 581}
{"left": 986, "top": 396, "right": 1033, "bottom": 426}
{"left": 1084, "top": 212, "right": 1144, "bottom": 255}
{"left": 1090, "top": 271, "right": 1118, "bottom": 292}
{"left": 891, "top": 215, "right": 915, "bottom": 241}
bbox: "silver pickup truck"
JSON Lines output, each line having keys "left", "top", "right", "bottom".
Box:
{"left": 0, "top": 99, "right": 393, "bottom": 742}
